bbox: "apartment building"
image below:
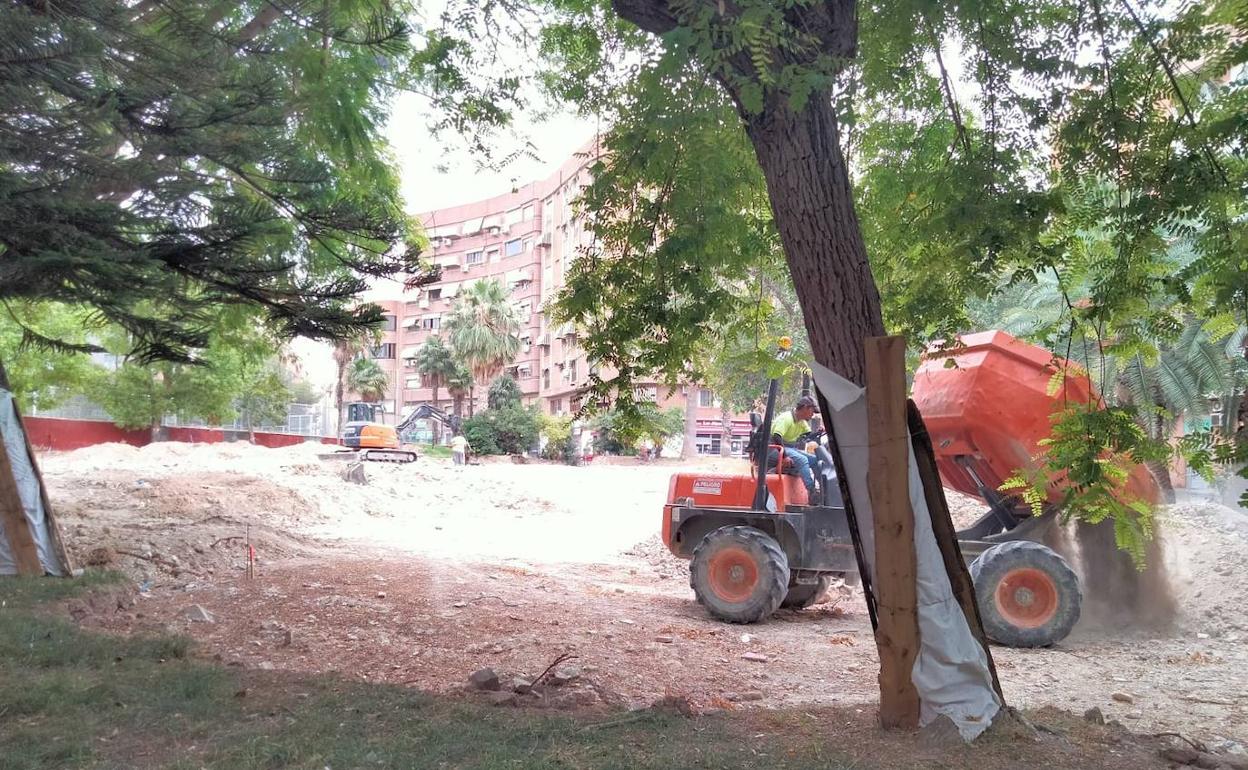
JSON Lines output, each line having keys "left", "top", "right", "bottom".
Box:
{"left": 355, "top": 141, "right": 755, "bottom": 454}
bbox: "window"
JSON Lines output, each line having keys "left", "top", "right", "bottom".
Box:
{"left": 695, "top": 433, "right": 722, "bottom": 456}
{"left": 523, "top": 204, "right": 535, "bottom": 221}
{"left": 504, "top": 239, "right": 523, "bottom": 257}
{"left": 427, "top": 288, "right": 442, "bottom": 301}
{"left": 381, "top": 314, "right": 397, "bottom": 331}
{"left": 543, "top": 368, "right": 551, "bottom": 389}
{"left": 371, "top": 343, "right": 395, "bottom": 359}
{"left": 568, "top": 359, "right": 578, "bottom": 382}
{"left": 405, "top": 375, "right": 422, "bottom": 389}
{"left": 522, "top": 238, "right": 533, "bottom": 253}
{"left": 698, "top": 388, "right": 714, "bottom": 408}
{"left": 550, "top": 398, "right": 563, "bottom": 415}
{"left": 506, "top": 208, "right": 523, "bottom": 225}
{"left": 421, "top": 317, "right": 441, "bottom": 331}
{"left": 466, "top": 250, "right": 484, "bottom": 266}
{"left": 486, "top": 248, "right": 500, "bottom": 262}
{"left": 634, "top": 385, "right": 658, "bottom": 402}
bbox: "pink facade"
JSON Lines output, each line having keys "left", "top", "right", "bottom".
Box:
{"left": 352, "top": 141, "right": 753, "bottom": 454}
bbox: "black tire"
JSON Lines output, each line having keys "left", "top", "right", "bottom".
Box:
{"left": 690, "top": 526, "right": 790, "bottom": 623}
{"left": 969, "top": 540, "right": 1081, "bottom": 648}
{"left": 781, "top": 576, "right": 831, "bottom": 609}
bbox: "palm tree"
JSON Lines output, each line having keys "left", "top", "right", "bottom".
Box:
{"left": 333, "top": 335, "right": 369, "bottom": 434}
{"left": 444, "top": 278, "right": 522, "bottom": 416}
{"left": 445, "top": 363, "right": 474, "bottom": 422}
{"left": 414, "top": 335, "right": 457, "bottom": 442}
{"left": 347, "top": 357, "right": 389, "bottom": 404}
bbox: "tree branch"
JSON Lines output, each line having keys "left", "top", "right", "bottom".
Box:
{"left": 610, "top": 0, "right": 678, "bottom": 35}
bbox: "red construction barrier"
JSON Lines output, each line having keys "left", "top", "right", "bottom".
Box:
{"left": 23, "top": 416, "right": 149, "bottom": 451}
{"left": 23, "top": 416, "right": 338, "bottom": 451}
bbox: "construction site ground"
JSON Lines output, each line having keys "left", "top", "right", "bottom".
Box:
{"left": 38, "top": 441, "right": 1248, "bottom": 758}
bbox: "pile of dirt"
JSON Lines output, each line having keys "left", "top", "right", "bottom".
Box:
{"left": 48, "top": 467, "right": 327, "bottom": 584}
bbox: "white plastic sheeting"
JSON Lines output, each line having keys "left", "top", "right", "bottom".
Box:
{"left": 0, "top": 390, "right": 65, "bottom": 575}
{"left": 810, "top": 361, "right": 1000, "bottom": 740}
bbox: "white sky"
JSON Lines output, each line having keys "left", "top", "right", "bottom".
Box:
{"left": 386, "top": 92, "right": 598, "bottom": 215}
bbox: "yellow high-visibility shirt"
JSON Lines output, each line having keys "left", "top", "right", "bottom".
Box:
{"left": 770, "top": 411, "right": 810, "bottom": 445}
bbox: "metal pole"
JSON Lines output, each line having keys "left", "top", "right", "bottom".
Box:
{"left": 752, "top": 377, "right": 780, "bottom": 511}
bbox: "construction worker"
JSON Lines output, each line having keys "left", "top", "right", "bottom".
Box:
{"left": 450, "top": 433, "right": 468, "bottom": 465}
{"left": 770, "top": 395, "right": 821, "bottom": 503}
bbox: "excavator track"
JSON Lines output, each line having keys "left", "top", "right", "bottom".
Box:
{"left": 360, "top": 449, "right": 418, "bottom": 464}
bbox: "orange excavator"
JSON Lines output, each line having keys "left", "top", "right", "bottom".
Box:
{"left": 660, "top": 331, "right": 1160, "bottom": 647}
{"left": 340, "top": 402, "right": 463, "bottom": 463}
{"left": 340, "top": 402, "right": 418, "bottom": 463}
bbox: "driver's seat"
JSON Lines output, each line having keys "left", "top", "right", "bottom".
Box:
{"left": 746, "top": 412, "right": 800, "bottom": 477}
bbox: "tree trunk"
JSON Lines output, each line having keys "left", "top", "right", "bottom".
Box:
{"left": 335, "top": 359, "right": 347, "bottom": 438}
{"left": 431, "top": 383, "right": 442, "bottom": 444}
{"left": 611, "top": 0, "right": 883, "bottom": 382}
{"left": 681, "top": 387, "right": 699, "bottom": 459}
{"left": 739, "top": 94, "right": 887, "bottom": 382}
{"left": 468, "top": 386, "right": 475, "bottom": 417}
{"left": 720, "top": 402, "right": 733, "bottom": 457}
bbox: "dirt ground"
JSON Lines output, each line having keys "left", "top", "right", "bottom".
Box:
{"left": 40, "top": 441, "right": 1248, "bottom": 753}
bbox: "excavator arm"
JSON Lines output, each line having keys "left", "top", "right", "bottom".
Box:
{"left": 396, "top": 403, "right": 462, "bottom": 435}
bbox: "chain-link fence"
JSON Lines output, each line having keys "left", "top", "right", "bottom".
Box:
{"left": 30, "top": 397, "right": 336, "bottom": 438}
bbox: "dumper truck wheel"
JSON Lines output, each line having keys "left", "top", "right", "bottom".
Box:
{"left": 970, "top": 540, "right": 1081, "bottom": 647}
{"left": 781, "top": 576, "right": 830, "bottom": 609}
{"left": 691, "top": 526, "right": 790, "bottom": 623}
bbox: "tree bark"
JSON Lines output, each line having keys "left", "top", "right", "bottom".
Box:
{"left": 682, "top": 386, "right": 699, "bottom": 459}
{"left": 739, "top": 94, "right": 886, "bottom": 384}
{"left": 720, "top": 401, "right": 733, "bottom": 457}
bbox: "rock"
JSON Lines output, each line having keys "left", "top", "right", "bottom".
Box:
{"left": 281, "top": 629, "right": 293, "bottom": 647}
{"left": 741, "top": 652, "right": 769, "bottom": 663}
{"left": 1198, "top": 632, "right": 1211, "bottom": 640}
{"left": 182, "top": 604, "right": 215, "bottom": 623}
{"left": 740, "top": 633, "right": 753, "bottom": 644}
{"left": 85, "top": 547, "right": 116, "bottom": 567}
{"left": 452, "top": 601, "right": 468, "bottom": 608}
{"left": 1083, "top": 707, "right": 1105, "bottom": 725}
{"left": 512, "top": 678, "right": 533, "bottom": 695}
{"left": 342, "top": 462, "right": 368, "bottom": 485}
{"left": 257, "top": 661, "right": 275, "bottom": 670}
{"left": 376, "top": 591, "right": 387, "bottom": 599}
{"left": 547, "top": 665, "right": 582, "bottom": 686}
{"left": 468, "top": 668, "right": 500, "bottom": 691}
{"left": 1111, "top": 692, "right": 1134, "bottom": 704}
{"left": 1125, "top": 711, "right": 1142, "bottom": 720}
{"left": 654, "top": 635, "right": 675, "bottom": 644}
{"left": 726, "top": 691, "right": 765, "bottom": 702}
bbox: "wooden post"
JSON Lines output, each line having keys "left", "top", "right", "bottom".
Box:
{"left": 0, "top": 417, "right": 43, "bottom": 576}
{"left": 865, "top": 336, "right": 920, "bottom": 728}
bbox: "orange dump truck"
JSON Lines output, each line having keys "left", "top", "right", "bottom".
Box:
{"left": 660, "top": 331, "right": 1151, "bottom": 647}
{"left": 911, "top": 329, "right": 1160, "bottom": 515}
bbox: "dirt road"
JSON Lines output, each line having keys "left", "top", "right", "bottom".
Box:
{"left": 41, "top": 442, "right": 1248, "bottom": 747}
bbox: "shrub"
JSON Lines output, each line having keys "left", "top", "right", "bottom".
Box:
{"left": 462, "top": 406, "right": 541, "bottom": 455}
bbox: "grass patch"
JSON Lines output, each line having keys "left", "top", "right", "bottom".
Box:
{"left": 0, "top": 577, "right": 1134, "bottom": 769}
{"left": 0, "top": 575, "right": 859, "bottom": 769}
{"left": 422, "top": 444, "right": 453, "bottom": 459}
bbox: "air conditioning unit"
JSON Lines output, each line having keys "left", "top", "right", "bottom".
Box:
{"left": 538, "top": 232, "right": 553, "bottom": 247}
{"left": 487, "top": 225, "right": 502, "bottom": 235}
